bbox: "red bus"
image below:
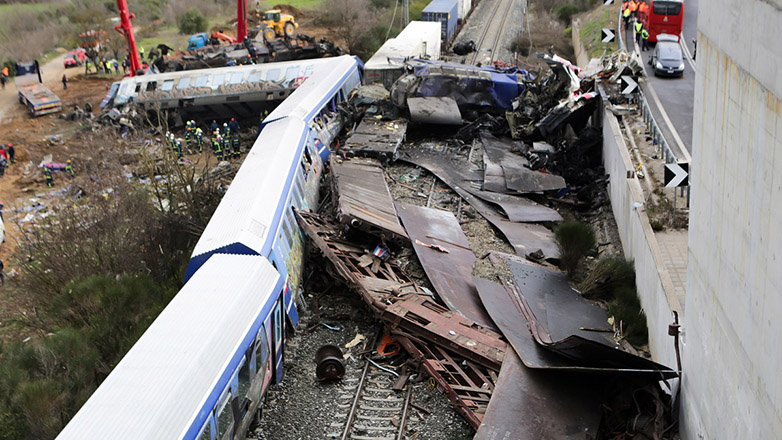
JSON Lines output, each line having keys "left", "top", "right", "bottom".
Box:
{"left": 639, "top": 0, "right": 684, "bottom": 43}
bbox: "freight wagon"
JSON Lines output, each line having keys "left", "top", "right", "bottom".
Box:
{"left": 364, "top": 21, "right": 441, "bottom": 88}
{"left": 422, "top": 0, "right": 458, "bottom": 46}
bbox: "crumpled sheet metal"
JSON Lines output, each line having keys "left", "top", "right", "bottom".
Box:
{"left": 342, "top": 117, "right": 407, "bottom": 162}
{"left": 474, "top": 349, "right": 603, "bottom": 440}
{"left": 479, "top": 253, "right": 677, "bottom": 377}
{"left": 330, "top": 157, "right": 408, "bottom": 243}
{"left": 396, "top": 203, "right": 496, "bottom": 331}
{"left": 399, "top": 147, "right": 561, "bottom": 261}
{"left": 407, "top": 96, "right": 462, "bottom": 125}
{"left": 480, "top": 131, "right": 567, "bottom": 193}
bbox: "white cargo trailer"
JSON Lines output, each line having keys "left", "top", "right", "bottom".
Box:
{"left": 364, "top": 21, "right": 441, "bottom": 89}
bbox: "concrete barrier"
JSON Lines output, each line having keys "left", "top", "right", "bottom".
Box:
{"left": 601, "top": 101, "right": 682, "bottom": 371}
{"left": 571, "top": 19, "right": 589, "bottom": 67}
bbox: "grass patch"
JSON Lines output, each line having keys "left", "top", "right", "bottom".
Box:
{"left": 578, "top": 258, "right": 649, "bottom": 347}
{"left": 554, "top": 221, "right": 596, "bottom": 278}
{"left": 0, "top": 2, "right": 65, "bottom": 17}
{"left": 577, "top": 2, "right": 618, "bottom": 58}
{"left": 258, "top": 0, "right": 326, "bottom": 12}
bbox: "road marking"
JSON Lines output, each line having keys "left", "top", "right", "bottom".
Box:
{"left": 679, "top": 33, "right": 697, "bottom": 73}
{"left": 633, "top": 40, "right": 692, "bottom": 161}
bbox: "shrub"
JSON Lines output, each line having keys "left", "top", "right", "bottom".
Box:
{"left": 177, "top": 8, "right": 208, "bottom": 35}
{"left": 554, "top": 3, "right": 580, "bottom": 23}
{"left": 609, "top": 286, "right": 648, "bottom": 346}
{"left": 554, "top": 221, "right": 596, "bottom": 277}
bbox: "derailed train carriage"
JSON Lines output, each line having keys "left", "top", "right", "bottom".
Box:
{"left": 56, "top": 55, "right": 362, "bottom": 440}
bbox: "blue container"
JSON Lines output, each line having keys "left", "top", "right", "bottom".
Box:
{"left": 422, "top": 0, "right": 458, "bottom": 45}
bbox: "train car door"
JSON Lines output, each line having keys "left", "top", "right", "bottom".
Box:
{"left": 271, "top": 296, "right": 285, "bottom": 384}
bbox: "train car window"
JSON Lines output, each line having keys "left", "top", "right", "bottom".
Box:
{"left": 286, "top": 207, "right": 296, "bottom": 232}
{"left": 134, "top": 83, "right": 141, "bottom": 93}
{"left": 255, "top": 325, "right": 270, "bottom": 378}
{"left": 212, "top": 74, "right": 225, "bottom": 88}
{"left": 237, "top": 357, "right": 251, "bottom": 399}
{"left": 146, "top": 82, "right": 157, "bottom": 92}
{"left": 248, "top": 71, "right": 261, "bottom": 82}
{"left": 195, "top": 75, "right": 209, "bottom": 87}
{"left": 266, "top": 68, "right": 280, "bottom": 82}
{"left": 177, "top": 77, "right": 191, "bottom": 89}
{"left": 229, "top": 72, "right": 244, "bottom": 84}
{"left": 275, "top": 301, "right": 283, "bottom": 348}
{"left": 281, "top": 215, "right": 293, "bottom": 246}
{"left": 161, "top": 79, "right": 175, "bottom": 91}
{"left": 216, "top": 390, "right": 233, "bottom": 438}
{"left": 198, "top": 417, "right": 212, "bottom": 440}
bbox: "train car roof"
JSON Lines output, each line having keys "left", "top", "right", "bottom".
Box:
{"left": 56, "top": 254, "right": 281, "bottom": 440}
{"left": 262, "top": 55, "right": 362, "bottom": 126}
{"left": 186, "top": 117, "right": 308, "bottom": 278}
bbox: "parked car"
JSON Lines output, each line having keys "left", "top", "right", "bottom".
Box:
{"left": 64, "top": 49, "right": 88, "bottom": 68}
{"left": 649, "top": 33, "right": 684, "bottom": 77}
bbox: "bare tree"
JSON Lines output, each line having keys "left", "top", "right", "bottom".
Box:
{"left": 319, "top": 0, "right": 380, "bottom": 55}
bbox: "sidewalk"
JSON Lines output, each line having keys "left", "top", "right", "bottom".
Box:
{"left": 655, "top": 229, "right": 688, "bottom": 313}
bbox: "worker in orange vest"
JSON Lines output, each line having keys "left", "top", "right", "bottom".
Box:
{"left": 638, "top": 1, "right": 649, "bottom": 20}
{"left": 629, "top": 0, "right": 639, "bottom": 19}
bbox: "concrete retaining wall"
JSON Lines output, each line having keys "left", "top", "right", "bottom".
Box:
{"left": 571, "top": 19, "right": 589, "bottom": 67}
{"left": 601, "top": 105, "right": 682, "bottom": 372}
{"left": 680, "top": 1, "right": 782, "bottom": 437}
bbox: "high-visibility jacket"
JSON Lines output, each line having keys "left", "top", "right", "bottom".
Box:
{"left": 635, "top": 22, "right": 643, "bottom": 34}
{"left": 629, "top": 0, "right": 638, "bottom": 12}
{"left": 623, "top": 7, "right": 631, "bottom": 18}
{"left": 641, "top": 29, "right": 649, "bottom": 40}
{"left": 622, "top": 0, "right": 629, "bottom": 10}
{"left": 638, "top": 2, "right": 649, "bottom": 15}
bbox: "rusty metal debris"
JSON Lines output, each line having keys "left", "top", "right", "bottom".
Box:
{"left": 341, "top": 117, "right": 408, "bottom": 163}
{"left": 396, "top": 203, "right": 497, "bottom": 331}
{"left": 480, "top": 131, "right": 567, "bottom": 193}
{"left": 330, "top": 157, "right": 408, "bottom": 244}
{"left": 399, "top": 146, "right": 561, "bottom": 261}
{"left": 315, "top": 344, "right": 346, "bottom": 381}
{"left": 474, "top": 350, "right": 603, "bottom": 440}
{"left": 480, "top": 253, "right": 677, "bottom": 377}
{"left": 393, "top": 332, "right": 497, "bottom": 430}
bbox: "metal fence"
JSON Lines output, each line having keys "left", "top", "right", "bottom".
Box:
{"left": 615, "top": 10, "right": 678, "bottom": 164}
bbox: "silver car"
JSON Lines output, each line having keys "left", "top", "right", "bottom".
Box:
{"left": 650, "top": 33, "right": 685, "bottom": 77}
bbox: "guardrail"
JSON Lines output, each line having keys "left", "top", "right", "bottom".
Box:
{"left": 615, "top": 10, "right": 677, "bottom": 164}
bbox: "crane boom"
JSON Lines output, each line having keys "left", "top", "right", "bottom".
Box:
{"left": 114, "top": 0, "right": 142, "bottom": 76}
{"left": 237, "top": 0, "right": 247, "bottom": 42}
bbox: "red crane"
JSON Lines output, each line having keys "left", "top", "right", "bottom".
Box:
{"left": 114, "top": 0, "right": 142, "bottom": 76}
{"left": 237, "top": 0, "right": 247, "bottom": 42}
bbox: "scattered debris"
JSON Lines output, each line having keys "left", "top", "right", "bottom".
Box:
{"left": 315, "top": 344, "right": 346, "bottom": 381}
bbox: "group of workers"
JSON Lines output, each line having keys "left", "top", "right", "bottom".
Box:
{"left": 85, "top": 58, "right": 121, "bottom": 76}
{"left": 164, "top": 118, "right": 241, "bottom": 161}
{"left": 622, "top": 0, "right": 651, "bottom": 51}
{"left": 42, "top": 160, "right": 75, "bottom": 188}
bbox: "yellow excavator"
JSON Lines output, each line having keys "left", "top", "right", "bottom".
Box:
{"left": 260, "top": 9, "right": 298, "bottom": 41}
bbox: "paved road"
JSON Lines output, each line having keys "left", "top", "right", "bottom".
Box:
{"left": 622, "top": 0, "right": 698, "bottom": 158}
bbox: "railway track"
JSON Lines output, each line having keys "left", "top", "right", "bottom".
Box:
{"left": 329, "top": 360, "right": 413, "bottom": 440}
{"left": 469, "top": 0, "right": 517, "bottom": 65}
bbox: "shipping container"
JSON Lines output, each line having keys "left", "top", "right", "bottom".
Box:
{"left": 422, "top": 0, "right": 458, "bottom": 45}
{"left": 457, "top": 0, "right": 472, "bottom": 21}
{"left": 364, "top": 21, "right": 441, "bottom": 89}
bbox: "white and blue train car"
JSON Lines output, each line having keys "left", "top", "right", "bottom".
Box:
{"left": 185, "top": 55, "right": 362, "bottom": 332}
{"left": 56, "top": 254, "right": 285, "bottom": 440}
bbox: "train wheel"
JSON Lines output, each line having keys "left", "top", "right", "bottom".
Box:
{"left": 284, "top": 22, "right": 295, "bottom": 37}
{"left": 263, "top": 27, "right": 275, "bottom": 42}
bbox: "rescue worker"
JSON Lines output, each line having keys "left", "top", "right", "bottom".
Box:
{"left": 229, "top": 117, "right": 240, "bottom": 157}
{"left": 222, "top": 123, "right": 231, "bottom": 157}
{"left": 44, "top": 166, "right": 54, "bottom": 188}
{"left": 65, "top": 160, "right": 75, "bottom": 178}
{"left": 62, "top": 74, "right": 68, "bottom": 90}
{"left": 184, "top": 120, "right": 193, "bottom": 152}
{"left": 210, "top": 120, "right": 219, "bottom": 134}
{"left": 634, "top": 20, "right": 643, "bottom": 46}
{"left": 173, "top": 138, "right": 183, "bottom": 159}
{"left": 213, "top": 133, "right": 224, "bottom": 161}
{"left": 139, "top": 46, "right": 145, "bottom": 62}
{"left": 211, "top": 130, "right": 220, "bottom": 155}
{"left": 629, "top": 0, "right": 638, "bottom": 19}
{"left": 622, "top": 5, "right": 632, "bottom": 29}
{"left": 195, "top": 127, "right": 204, "bottom": 152}
{"left": 641, "top": 27, "right": 650, "bottom": 51}
{"left": 7, "top": 143, "right": 15, "bottom": 164}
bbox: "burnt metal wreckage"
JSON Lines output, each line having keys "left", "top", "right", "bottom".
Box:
{"left": 300, "top": 50, "right": 675, "bottom": 438}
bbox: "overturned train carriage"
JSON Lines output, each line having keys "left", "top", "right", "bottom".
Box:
{"left": 100, "top": 55, "right": 358, "bottom": 118}
{"left": 59, "top": 55, "right": 363, "bottom": 440}
{"left": 57, "top": 255, "right": 285, "bottom": 440}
